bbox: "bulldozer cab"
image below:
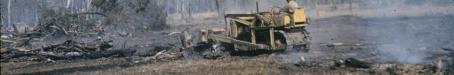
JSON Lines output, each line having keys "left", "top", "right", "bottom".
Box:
{"left": 284, "top": 8, "right": 308, "bottom": 26}
{"left": 224, "top": 8, "right": 308, "bottom": 28}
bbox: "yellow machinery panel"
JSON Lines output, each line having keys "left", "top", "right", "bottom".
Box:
{"left": 284, "top": 8, "right": 308, "bottom": 25}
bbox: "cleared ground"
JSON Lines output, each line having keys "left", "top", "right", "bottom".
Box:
{"left": 2, "top": 15, "right": 453, "bottom": 75}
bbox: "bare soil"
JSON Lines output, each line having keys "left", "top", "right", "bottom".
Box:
{"left": 2, "top": 15, "right": 453, "bottom": 75}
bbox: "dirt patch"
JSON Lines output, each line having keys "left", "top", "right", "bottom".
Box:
{"left": 2, "top": 14, "right": 453, "bottom": 75}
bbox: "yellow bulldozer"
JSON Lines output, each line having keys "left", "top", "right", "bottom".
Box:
{"left": 190, "top": 7, "right": 310, "bottom": 58}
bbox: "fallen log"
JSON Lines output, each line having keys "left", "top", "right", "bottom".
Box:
{"left": 0, "top": 39, "right": 120, "bottom": 62}
{"left": 335, "top": 58, "right": 371, "bottom": 68}
{"left": 132, "top": 48, "right": 184, "bottom": 63}
{"left": 1, "top": 48, "right": 137, "bottom": 62}
{"left": 1, "top": 40, "right": 17, "bottom": 47}
{"left": 442, "top": 48, "right": 454, "bottom": 52}
{"left": 36, "top": 49, "right": 136, "bottom": 59}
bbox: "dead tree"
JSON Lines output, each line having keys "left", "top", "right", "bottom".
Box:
{"left": 0, "top": 39, "right": 136, "bottom": 62}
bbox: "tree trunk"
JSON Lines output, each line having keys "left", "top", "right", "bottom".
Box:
{"left": 66, "top": 0, "right": 72, "bottom": 8}
{"left": 7, "top": 0, "right": 11, "bottom": 29}
{"left": 86, "top": 0, "right": 92, "bottom": 20}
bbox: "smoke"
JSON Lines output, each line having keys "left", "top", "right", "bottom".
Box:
{"left": 298, "top": 0, "right": 454, "bottom": 64}
{"left": 160, "top": 0, "right": 454, "bottom": 64}
{"left": 355, "top": 0, "right": 454, "bottom": 64}
{"left": 374, "top": 45, "right": 429, "bottom": 64}
{"left": 367, "top": 15, "right": 454, "bottom": 64}
{"left": 278, "top": 52, "right": 307, "bottom": 64}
